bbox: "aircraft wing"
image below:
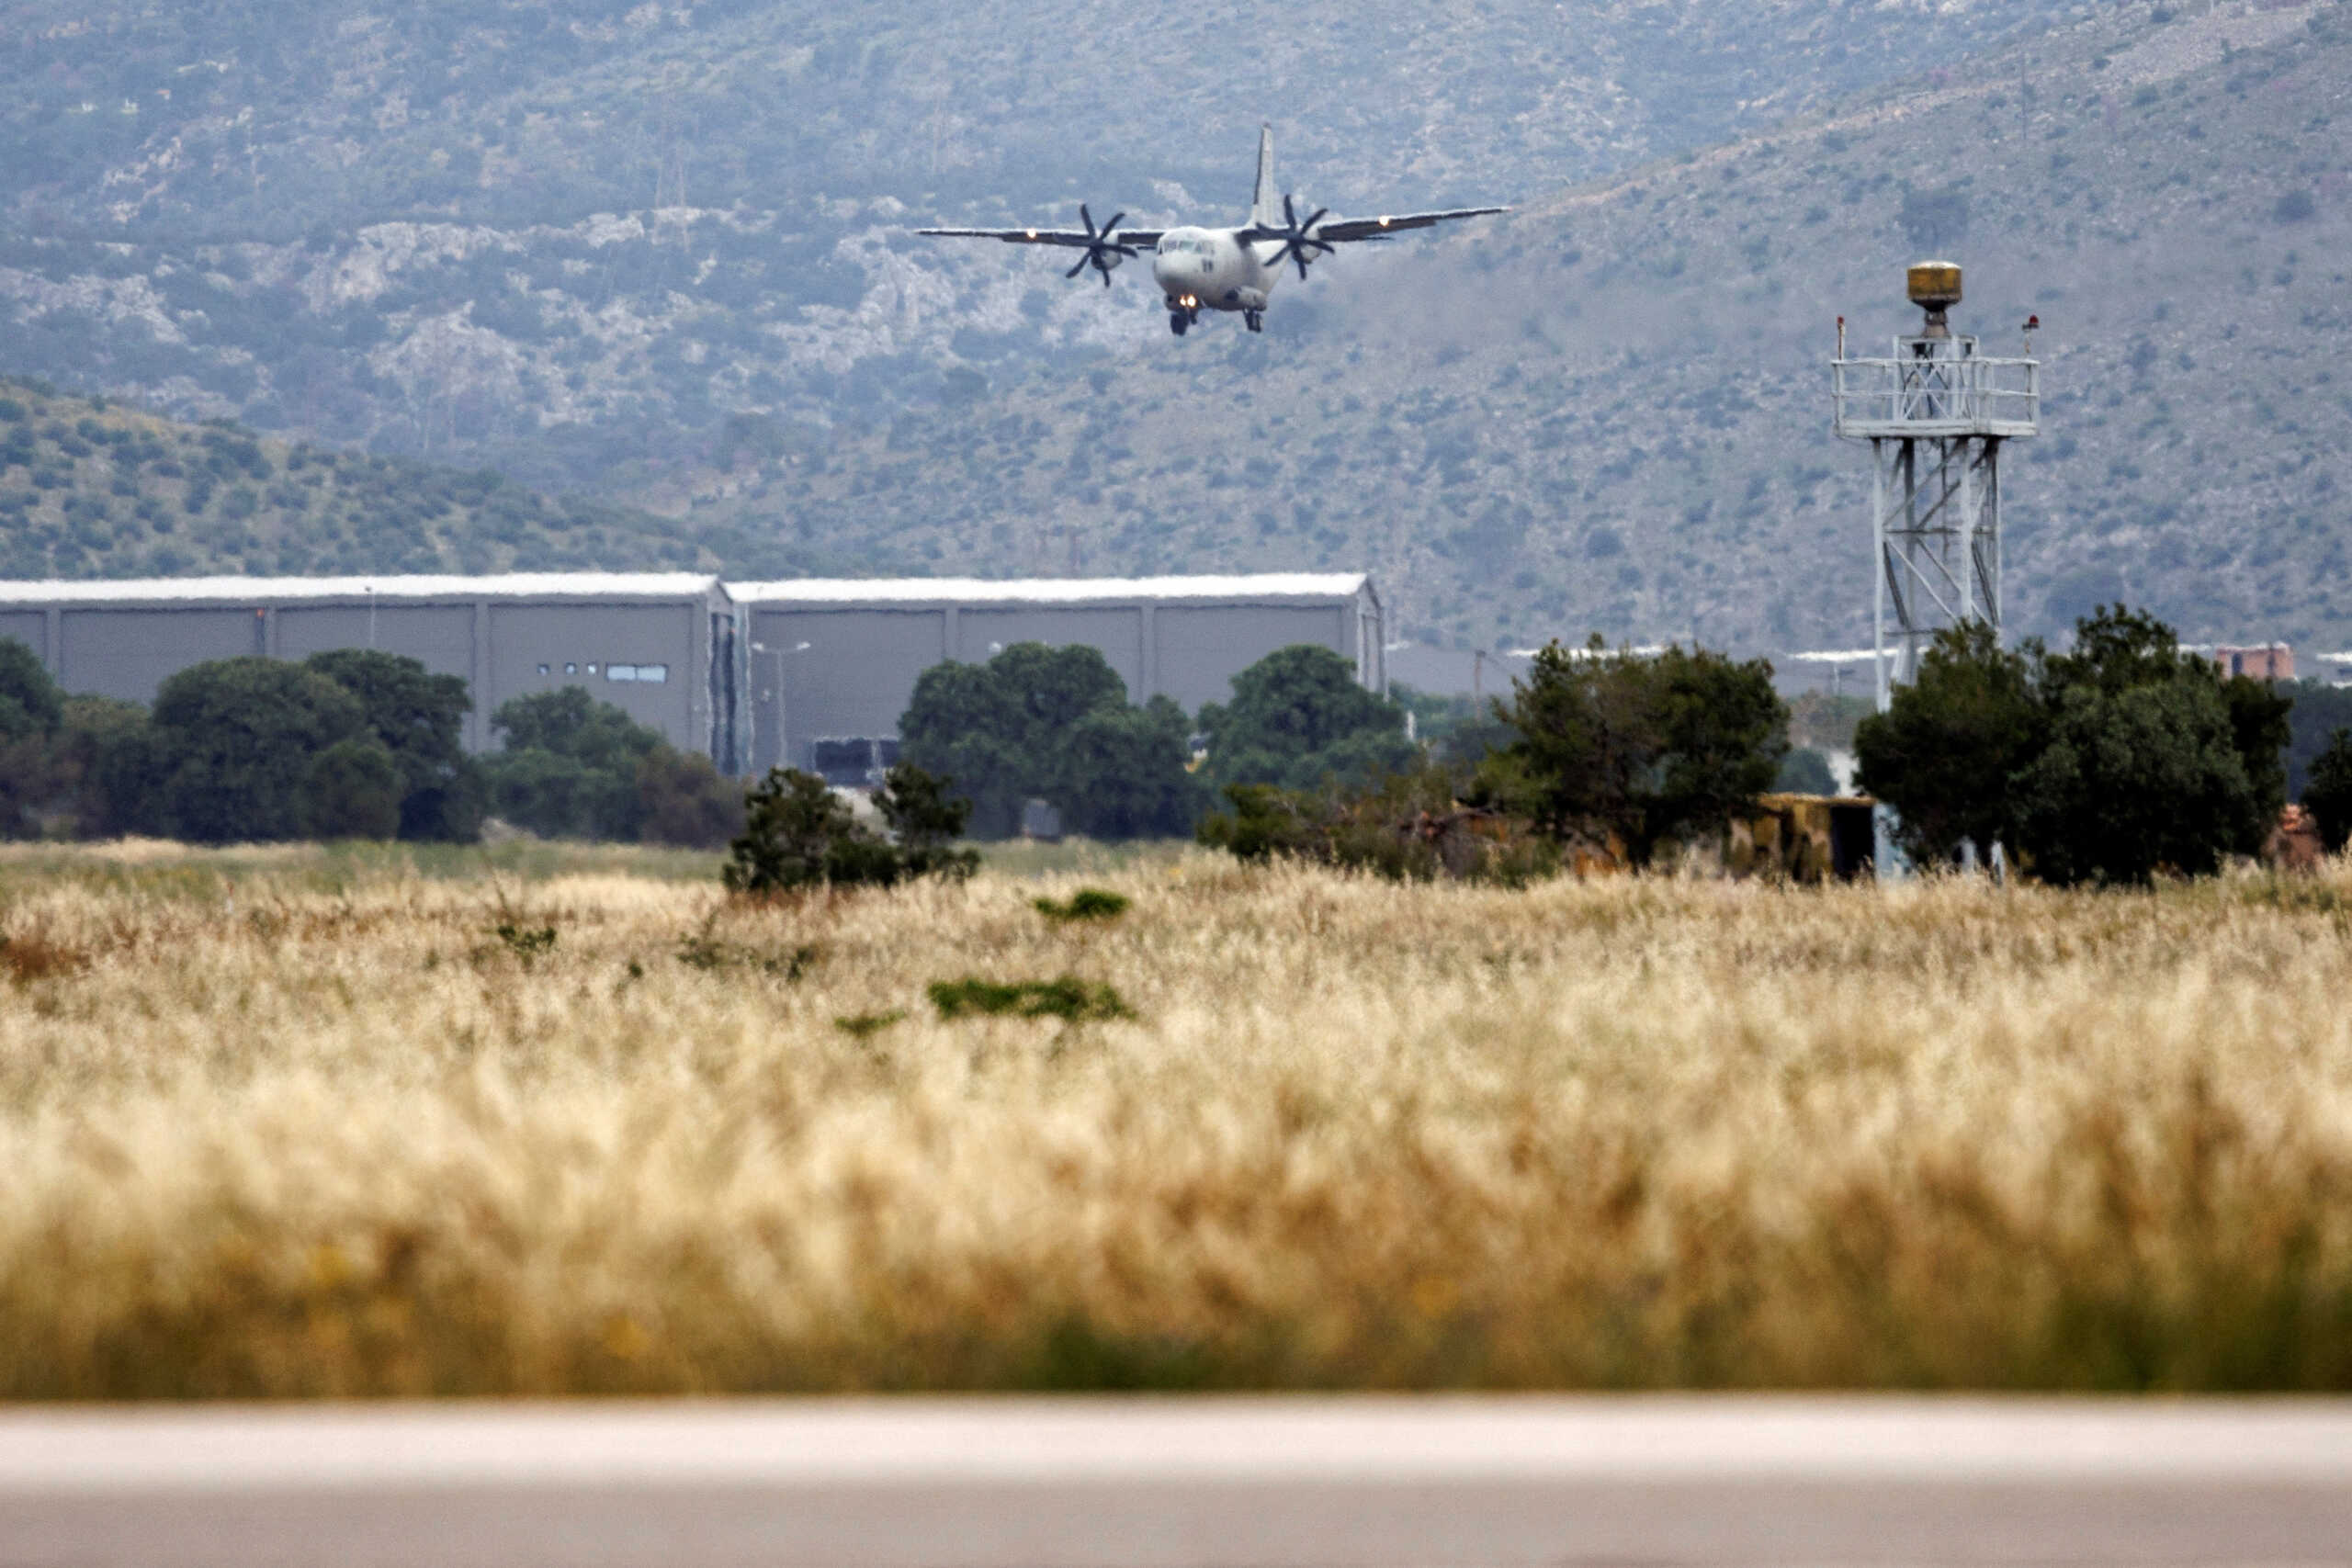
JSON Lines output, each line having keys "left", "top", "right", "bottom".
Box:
{"left": 916, "top": 226, "right": 1165, "bottom": 250}
{"left": 1305, "top": 207, "right": 1508, "bottom": 243}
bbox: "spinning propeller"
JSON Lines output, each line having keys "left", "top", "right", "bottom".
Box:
{"left": 1261, "top": 194, "right": 1333, "bottom": 280}
{"left": 1064, "top": 204, "right": 1136, "bottom": 286}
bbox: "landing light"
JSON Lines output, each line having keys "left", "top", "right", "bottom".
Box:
{"left": 1378, "top": 217, "right": 1390, "bottom": 228}
{"left": 1025, "top": 229, "right": 1036, "bottom": 239}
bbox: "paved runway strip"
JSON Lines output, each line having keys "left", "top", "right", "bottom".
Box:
{"left": 4, "top": 1397, "right": 2349, "bottom": 1565}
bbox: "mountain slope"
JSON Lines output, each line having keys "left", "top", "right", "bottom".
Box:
{"left": 2, "top": 0, "right": 2086, "bottom": 476}
{"left": 662, "top": 0, "right": 2352, "bottom": 655}
{"left": 0, "top": 376, "right": 855, "bottom": 581}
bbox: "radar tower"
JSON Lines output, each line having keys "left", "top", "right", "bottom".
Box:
{"left": 1831, "top": 263, "right": 2040, "bottom": 710}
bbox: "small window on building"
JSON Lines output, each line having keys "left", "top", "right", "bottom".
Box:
{"left": 586, "top": 663, "right": 598, "bottom": 674}
{"left": 608, "top": 664, "right": 635, "bottom": 682}
{"left": 537, "top": 663, "right": 550, "bottom": 676}
{"left": 564, "top": 662, "right": 577, "bottom": 675}
{"left": 639, "top": 663, "right": 667, "bottom": 683}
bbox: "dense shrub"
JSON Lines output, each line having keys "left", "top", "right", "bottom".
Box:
{"left": 723, "top": 762, "right": 975, "bottom": 896}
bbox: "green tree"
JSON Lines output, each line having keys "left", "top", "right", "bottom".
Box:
{"left": 1494, "top": 637, "right": 1786, "bottom": 866}
{"left": 0, "top": 637, "right": 66, "bottom": 838}
{"left": 2011, "top": 676, "right": 2256, "bottom": 886}
{"left": 2010, "top": 607, "right": 2268, "bottom": 885}
{"left": 2303, "top": 728, "right": 2352, "bottom": 856}
{"left": 0, "top": 637, "right": 63, "bottom": 742}
{"left": 899, "top": 659, "right": 1030, "bottom": 837}
{"left": 149, "top": 658, "right": 367, "bottom": 842}
{"left": 302, "top": 649, "right": 483, "bottom": 841}
{"left": 2282, "top": 681, "right": 2352, "bottom": 798}
{"left": 900, "top": 643, "right": 1199, "bottom": 839}
{"left": 1198, "top": 645, "right": 1413, "bottom": 790}
{"left": 54, "top": 695, "right": 160, "bottom": 839}
{"left": 303, "top": 736, "right": 403, "bottom": 840}
{"left": 1854, "top": 621, "right": 2042, "bottom": 863}
{"left": 483, "top": 687, "right": 666, "bottom": 839}
{"left": 1061, "top": 695, "right": 1205, "bottom": 839}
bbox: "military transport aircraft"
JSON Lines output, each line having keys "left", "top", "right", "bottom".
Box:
{"left": 916, "top": 127, "right": 1506, "bottom": 336}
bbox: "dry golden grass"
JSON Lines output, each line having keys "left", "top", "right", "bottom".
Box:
{"left": 5, "top": 843, "right": 2352, "bottom": 1397}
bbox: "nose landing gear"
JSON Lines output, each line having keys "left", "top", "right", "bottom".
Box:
{"left": 1166, "top": 299, "right": 1200, "bottom": 337}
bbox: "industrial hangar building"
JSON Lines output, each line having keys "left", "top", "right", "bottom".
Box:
{"left": 0, "top": 571, "right": 1382, "bottom": 777}
{"left": 729, "top": 574, "right": 1384, "bottom": 775}
{"left": 0, "top": 574, "right": 739, "bottom": 761}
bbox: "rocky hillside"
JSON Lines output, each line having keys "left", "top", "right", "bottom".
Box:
{"left": 3, "top": 0, "right": 2086, "bottom": 471}
{"left": 671, "top": 0, "right": 2352, "bottom": 655}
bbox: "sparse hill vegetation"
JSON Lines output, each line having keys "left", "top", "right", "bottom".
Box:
{"left": 662, "top": 0, "right": 2352, "bottom": 656}
{"left": 0, "top": 377, "right": 858, "bottom": 580}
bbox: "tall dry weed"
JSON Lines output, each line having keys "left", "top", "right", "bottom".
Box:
{"left": 2, "top": 851, "right": 2351, "bottom": 1395}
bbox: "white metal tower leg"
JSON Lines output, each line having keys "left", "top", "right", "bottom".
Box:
{"left": 1957, "top": 438, "right": 1976, "bottom": 625}
{"left": 1872, "top": 440, "right": 1890, "bottom": 713}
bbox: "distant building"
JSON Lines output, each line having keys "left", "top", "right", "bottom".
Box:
{"left": 729, "top": 574, "right": 1385, "bottom": 777}
{"left": 0, "top": 570, "right": 1385, "bottom": 777}
{"left": 2191, "top": 643, "right": 2296, "bottom": 681}
{"left": 0, "top": 574, "right": 740, "bottom": 763}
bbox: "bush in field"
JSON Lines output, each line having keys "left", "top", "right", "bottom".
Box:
{"left": 1198, "top": 644, "right": 1415, "bottom": 791}
{"left": 724, "top": 762, "right": 976, "bottom": 895}
{"left": 636, "top": 747, "right": 745, "bottom": 849}
{"left": 1197, "top": 762, "right": 1555, "bottom": 884}
{"left": 1490, "top": 637, "right": 1786, "bottom": 867}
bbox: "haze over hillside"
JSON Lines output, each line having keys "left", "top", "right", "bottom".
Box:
{"left": 3, "top": 0, "right": 2346, "bottom": 657}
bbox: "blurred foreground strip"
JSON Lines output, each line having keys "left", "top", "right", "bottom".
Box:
{"left": 3, "top": 1396, "right": 2350, "bottom": 1566}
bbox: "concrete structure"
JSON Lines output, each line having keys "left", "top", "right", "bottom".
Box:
{"left": 7, "top": 1397, "right": 2352, "bottom": 1567}
{"left": 729, "top": 574, "right": 1384, "bottom": 775}
{"left": 0, "top": 574, "right": 739, "bottom": 764}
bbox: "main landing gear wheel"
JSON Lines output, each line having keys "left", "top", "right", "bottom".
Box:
{"left": 1169, "top": 310, "right": 1188, "bottom": 337}
{"left": 1244, "top": 310, "right": 1263, "bottom": 333}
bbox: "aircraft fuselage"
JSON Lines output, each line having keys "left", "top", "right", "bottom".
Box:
{"left": 1151, "top": 227, "right": 1279, "bottom": 315}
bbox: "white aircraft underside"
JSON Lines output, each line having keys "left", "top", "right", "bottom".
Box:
{"left": 918, "top": 126, "right": 1506, "bottom": 336}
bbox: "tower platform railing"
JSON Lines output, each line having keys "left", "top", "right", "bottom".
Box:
{"left": 1833, "top": 336, "right": 2040, "bottom": 439}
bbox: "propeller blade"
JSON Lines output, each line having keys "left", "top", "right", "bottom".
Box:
{"left": 1066, "top": 254, "right": 1089, "bottom": 278}
{"left": 1102, "top": 210, "right": 1125, "bottom": 236}
{"left": 1080, "top": 202, "right": 1095, "bottom": 238}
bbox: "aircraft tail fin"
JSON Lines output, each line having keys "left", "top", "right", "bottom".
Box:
{"left": 1250, "top": 124, "right": 1277, "bottom": 228}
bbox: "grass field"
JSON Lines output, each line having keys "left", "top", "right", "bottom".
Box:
{"left": 5, "top": 841, "right": 2352, "bottom": 1398}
